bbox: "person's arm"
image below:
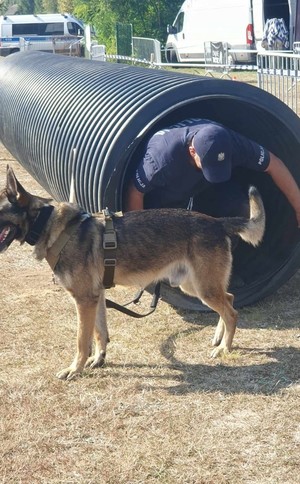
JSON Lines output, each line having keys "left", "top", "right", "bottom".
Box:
{"left": 125, "top": 181, "right": 145, "bottom": 211}
{"left": 265, "top": 152, "right": 300, "bottom": 226}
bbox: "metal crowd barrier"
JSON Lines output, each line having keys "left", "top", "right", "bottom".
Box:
{"left": 0, "top": 36, "right": 83, "bottom": 57}
{"left": 257, "top": 51, "right": 300, "bottom": 116}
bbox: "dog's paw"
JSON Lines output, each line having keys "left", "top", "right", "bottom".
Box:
{"left": 85, "top": 353, "right": 106, "bottom": 369}
{"left": 210, "top": 346, "right": 230, "bottom": 358}
{"left": 212, "top": 334, "right": 222, "bottom": 347}
{"left": 56, "top": 367, "right": 82, "bottom": 381}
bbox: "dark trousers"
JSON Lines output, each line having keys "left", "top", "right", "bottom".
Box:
{"left": 193, "top": 180, "right": 250, "bottom": 218}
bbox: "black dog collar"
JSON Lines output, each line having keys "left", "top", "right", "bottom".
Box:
{"left": 25, "top": 205, "right": 54, "bottom": 246}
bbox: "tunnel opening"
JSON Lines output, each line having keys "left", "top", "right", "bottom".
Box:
{"left": 116, "top": 96, "right": 300, "bottom": 309}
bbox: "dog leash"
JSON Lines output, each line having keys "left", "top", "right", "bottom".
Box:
{"left": 105, "top": 282, "right": 161, "bottom": 318}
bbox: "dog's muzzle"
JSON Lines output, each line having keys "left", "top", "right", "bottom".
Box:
{"left": 0, "top": 223, "right": 18, "bottom": 252}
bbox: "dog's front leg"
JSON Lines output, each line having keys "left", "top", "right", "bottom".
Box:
{"left": 57, "top": 302, "right": 97, "bottom": 380}
{"left": 85, "top": 290, "right": 109, "bottom": 369}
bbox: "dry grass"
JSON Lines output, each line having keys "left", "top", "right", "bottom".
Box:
{"left": 0, "top": 145, "right": 300, "bottom": 484}
{"left": 164, "top": 65, "right": 258, "bottom": 85}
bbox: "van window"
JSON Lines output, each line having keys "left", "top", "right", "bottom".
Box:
{"left": 12, "top": 22, "right": 64, "bottom": 36}
{"left": 174, "top": 12, "right": 184, "bottom": 33}
{"left": 43, "top": 23, "right": 64, "bottom": 35}
{"left": 12, "top": 23, "right": 39, "bottom": 35}
{"left": 67, "top": 22, "right": 84, "bottom": 36}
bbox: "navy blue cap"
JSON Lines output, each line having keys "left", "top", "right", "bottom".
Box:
{"left": 193, "top": 125, "right": 232, "bottom": 183}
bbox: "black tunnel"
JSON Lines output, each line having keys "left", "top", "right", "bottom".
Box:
{"left": 1, "top": 51, "right": 300, "bottom": 310}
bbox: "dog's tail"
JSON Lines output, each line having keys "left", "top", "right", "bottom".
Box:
{"left": 222, "top": 186, "right": 265, "bottom": 247}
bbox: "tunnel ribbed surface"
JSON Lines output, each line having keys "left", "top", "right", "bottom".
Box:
{"left": 1, "top": 51, "right": 300, "bottom": 310}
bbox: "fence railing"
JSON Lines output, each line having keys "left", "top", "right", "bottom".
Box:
{"left": 257, "top": 51, "right": 300, "bottom": 116}
{"left": 0, "top": 35, "right": 83, "bottom": 57}
{"left": 90, "top": 37, "right": 161, "bottom": 64}
{"left": 132, "top": 37, "right": 161, "bottom": 64}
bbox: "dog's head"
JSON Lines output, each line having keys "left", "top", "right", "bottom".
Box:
{"left": 0, "top": 165, "right": 52, "bottom": 252}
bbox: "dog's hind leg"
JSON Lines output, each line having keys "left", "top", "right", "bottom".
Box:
{"left": 56, "top": 301, "right": 97, "bottom": 380}
{"left": 212, "top": 293, "right": 234, "bottom": 347}
{"left": 188, "top": 268, "right": 237, "bottom": 356}
{"left": 201, "top": 289, "right": 237, "bottom": 357}
{"left": 85, "top": 291, "right": 109, "bottom": 369}
{"left": 180, "top": 276, "right": 237, "bottom": 355}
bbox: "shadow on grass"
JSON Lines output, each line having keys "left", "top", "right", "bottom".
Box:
{"left": 161, "top": 355, "right": 299, "bottom": 395}
{"left": 157, "top": 327, "right": 300, "bottom": 395}
{"left": 102, "top": 331, "right": 299, "bottom": 396}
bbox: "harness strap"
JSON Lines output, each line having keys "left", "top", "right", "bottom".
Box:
{"left": 102, "top": 208, "right": 117, "bottom": 289}
{"left": 105, "top": 282, "right": 161, "bottom": 318}
{"left": 46, "top": 213, "right": 91, "bottom": 271}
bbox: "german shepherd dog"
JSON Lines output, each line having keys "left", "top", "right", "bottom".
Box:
{"left": 0, "top": 166, "right": 265, "bottom": 380}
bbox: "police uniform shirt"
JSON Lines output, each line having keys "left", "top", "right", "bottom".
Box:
{"left": 133, "top": 120, "right": 270, "bottom": 209}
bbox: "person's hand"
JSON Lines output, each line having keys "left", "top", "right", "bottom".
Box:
{"left": 266, "top": 154, "right": 300, "bottom": 228}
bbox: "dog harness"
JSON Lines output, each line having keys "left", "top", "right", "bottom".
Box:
{"left": 102, "top": 208, "right": 161, "bottom": 318}
{"left": 25, "top": 205, "right": 161, "bottom": 318}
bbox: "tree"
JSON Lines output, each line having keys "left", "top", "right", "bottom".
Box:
{"left": 0, "top": 0, "right": 18, "bottom": 15}
{"left": 57, "top": 0, "right": 74, "bottom": 13}
{"left": 0, "top": 1, "right": 8, "bottom": 14}
{"left": 73, "top": 0, "right": 181, "bottom": 52}
{"left": 41, "top": 0, "right": 58, "bottom": 12}
{"left": 74, "top": 0, "right": 117, "bottom": 51}
{"left": 18, "top": 0, "right": 35, "bottom": 13}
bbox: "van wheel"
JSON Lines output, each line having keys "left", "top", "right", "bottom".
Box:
{"left": 227, "top": 54, "right": 236, "bottom": 66}
{"left": 170, "top": 49, "right": 179, "bottom": 64}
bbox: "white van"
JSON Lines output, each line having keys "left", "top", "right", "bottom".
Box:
{"left": 0, "top": 13, "right": 84, "bottom": 56}
{"left": 165, "top": 0, "right": 296, "bottom": 64}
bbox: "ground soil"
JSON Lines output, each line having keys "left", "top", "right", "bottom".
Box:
{"left": 0, "top": 131, "right": 300, "bottom": 482}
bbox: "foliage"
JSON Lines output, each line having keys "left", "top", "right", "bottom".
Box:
{"left": 74, "top": 0, "right": 118, "bottom": 51}
{"left": 18, "top": 0, "right": 34, "bottom": 13}
{"left": 73, "top": 0, "right": 182, "bottom": 52}
{"left": 41, "top": 0, "right": 58, "bottom": 13}
{"left": 0, "top": 0, "right": 8, "bottom": 14}
{"left": 57, "top": 0, "right": 74, "bottom": 13}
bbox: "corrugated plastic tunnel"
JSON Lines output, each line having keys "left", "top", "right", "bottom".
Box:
{"left": 1, "top": 51, "right": 300, "bottom": 311}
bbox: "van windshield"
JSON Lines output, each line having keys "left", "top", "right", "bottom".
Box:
{"left": 174, "top": 12, "right": 184, "bottom": 33}
{"left": 67, "top": 22, "right": 84, "bottom": 36}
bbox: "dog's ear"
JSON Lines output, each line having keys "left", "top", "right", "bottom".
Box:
{"left": 6, "top": 165, "right": 53, "bottom": 207}
{"left": 6, "top": 165, "right": 31, "bottom": 207}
